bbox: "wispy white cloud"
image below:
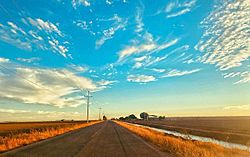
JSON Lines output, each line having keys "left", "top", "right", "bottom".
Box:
{"left": 28, "top": 18, "right": 63, "bottom": 37}
{"left": 119, "top": 43, "right": 156, "bottom": 60}
{"left": 118, "top": 39, "right": 178, "bottom": 60}
{"left": 151, "top": 68, "right": 165, "bottom": 73}
{"left": 28, "top": 30, "right": 43, "bottom": 41}
{"left": 162, "top": 68, "right": 200, "bottom": 78}
{"left": 0, "top": 22, "right": 32, "bottom": 50}
{"left": 73, "top": 20, "right": 90, "bottom": 31}
{"left": 166, "top": 8, "right": 191, "bottom": 18}
{"left": 16, "top": 57, "right": 41, "bottom": 63}
{"left": 0, "top": 108, "right": 31, "bottom": 114}
{"left": 96, "top": 14, "right": 127, "bottom": 48}
{"left": 0, "top": 57, "right": 10, "bottom": 63}
{"left": 68, "top": 64, "right": 88, "bottom": 73}
{"left": 0, "top": 18, "right": 69, "bottom": 57}
{"left": 195, "top": 0, "right": 250, "bottom": 84}
{"left": 164, "top": 0, "right": 197, "bottom": 18}
{"left": 0, "top": 108, "right": 83, "bottom": 121}
{"left": 127, "top": 74, "right": 156, "bottom": 83}
{"left": 135, "top": 7, "right": 144, "bottom": 34}
{"left": 106, "top": 0, "right": 112, "bottom": 5}
{"left": 0, "top": 60, "right": 102, "bottom": 108}
{"left": 234, "top": 71, "right": 250, "bottom": 84}
{"left": 134, "top": 56, "right": 147, "bottom": 62}
{"left": 141, "top": 45, "right": 189, "bottom": 68}
{"left": 72, "top": 0, "right": 90, "bottom": 9}
{"left": 133, "top": 62, "right": 143, "bottom": 69}
{"left": 223, "top": 72, "right": 241, "bottom": 79}
{"left": 224, "top": 104, "right": 250, "bottom": 110}
{"left": 195, "top": 0, "right": 250, "bottom": 71}
{"left": 165, "top": 2, "right": 176, "bottom": 13}
{"left": 48, "top": 39, "right": 68, "bottom": 57}
{"left": 97, "top": 80, "right": 117, "bottom": 86}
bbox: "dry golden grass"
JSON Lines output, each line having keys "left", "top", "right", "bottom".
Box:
{"left": 0, "top": 121, "right": 100, "bottom": 152}
{"left": 115, "top": 121, "right": 250, "bottom": 157}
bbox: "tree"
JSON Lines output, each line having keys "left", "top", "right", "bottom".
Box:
{"left": 128, "top": 114, "right": 137, "bottom": 120}
{"left": 159, "top": 116, "right": 166, "bottom": 120}
{"left": 140, "top": 112, "right": 149, "bottom": 120}
{"left": 119, "top": 117, "right": 125, "bottom": 120}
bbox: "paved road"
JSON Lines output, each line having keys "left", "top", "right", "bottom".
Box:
{"left": 1, "top": 121, "right": 172, "bottom": 157}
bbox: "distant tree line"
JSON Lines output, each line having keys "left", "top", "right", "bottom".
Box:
{"left": 119, "top": 114, "right": 137, "bottom": 120}
{"left": 119, "top": 112, "right": 166, "bottom": 121}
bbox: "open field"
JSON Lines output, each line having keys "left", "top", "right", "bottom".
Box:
{"left": 116, "top": 121, "right": 250, "bottom": 157}
{"left": 0, "top": 121, "right": 90, "bottom": 136}
{"left": 128, "top": 116, "right": 250, "bottom": 146}
{"left": 1, "top": 120, "right": 250, "bottom": 157}
{"left": 0, "top": 121, "right": 100, "bottom": 152}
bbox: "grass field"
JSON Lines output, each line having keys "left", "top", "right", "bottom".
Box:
{"left": 116, "top": 121, "right": 250, "bottom": 157}
{"left": 0, "top": 121, "right": 88, "bottom": 136}
{"left": 128, "top": 116, "right": 250, "bottom": 146}
{"left": 0, "top": 121, "right": 100, "bottom": 152}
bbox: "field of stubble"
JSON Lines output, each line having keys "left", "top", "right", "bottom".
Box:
{"left": 129, "top": 116, "right": 250, "bottom": 146}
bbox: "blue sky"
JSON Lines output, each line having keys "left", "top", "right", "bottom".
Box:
{"left": 0, "top": 0, "right": 249, "bottom": 121}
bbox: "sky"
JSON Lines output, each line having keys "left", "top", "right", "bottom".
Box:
{"left": 0, "top": 0, "right": 249, "bottom": 121}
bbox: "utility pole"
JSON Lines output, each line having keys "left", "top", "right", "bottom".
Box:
{"left": 98, "top": 107, "right": 102, "bottom": 120}
{"left": 85, "top": 91, "right": 92, "bottom": 123}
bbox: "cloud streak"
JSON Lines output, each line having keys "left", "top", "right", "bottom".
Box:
{"left": 118, "top": 39, "right": 178, "bottom": 60}
{"left": 96, "top": 14, "right": 127, "bottom": 48}
{"left": 127, "top": 74, "right": 156, "bottom": 83}
{"left": 224, "top": 105, "right": 250, "bottom": 110}
{"left": 17, "top": 57, "right": 41, "bottom": 63}
{"left": 0, "top": 108, "right": 83, "bottom": 121}
{"left": 164, "top": 0, "right": 197, "bottom": 18}
{"left": 162, "top": 69, "right": 200, "bottom": 78}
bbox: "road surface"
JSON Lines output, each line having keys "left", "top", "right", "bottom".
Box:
{"left": 1, "top": 121, "right": 172, "bottom": 157}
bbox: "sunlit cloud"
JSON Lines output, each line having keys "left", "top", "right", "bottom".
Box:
{"left": 106, "top": 0, "right": 112, "bottom": 5}
{"left": 0, "top": 108, "right": 83, "bottom": 121}
{"left": 135, "top": 7, "right": 144, "bottom": 34}
{"left": 234, "top": 72, "right": 250, "bottom": 84}
{"left": 97, "top": 80, "right": 117, "bottom": 86}
{"left": 17, "top": 57, "right": 41, "bottom": 63}
{"left": 0, "top": 18, "right": 69, "bottom": 57}
{"left": 162, "top": 69, "right": 200, "bottom": 78}
{"left": 27, "top": 18, "right": 63, "bottom": 37}
{"left": 0, "top": 108, "right": 31, "bottom": 114}
{"left": 164, "top": 0, "right": 197, "bottom": 18}
{"left": 73, "top": 20, "right": 89, "bottom": 30}
{"left": 96, "top": 14, "right": 128, "bottom": 48}
{"left": 0, "top": 60, "right": 101, "bottom": 108}
{"left": 0, "top": 57, "right": 10, "bottom": 63}
{"left": 118, "top": 39, "right": 178, "bottom": 60}
{"left": 127, "top": 74, "right": 156, "bottom": 83}
{"left": 72, "top": 0, "right": 90, "bottom": 9}
{"left": 151, "top": 68, "right": 166, "bottom": 73}
{"left": 68, "top": 64, "right": 88, "bottom": 73}
{"left": 196, "top": 0, "right": 250, "bottom": 71}
{"left": 224, "top": 105, "right": 250, "bottom": 110}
